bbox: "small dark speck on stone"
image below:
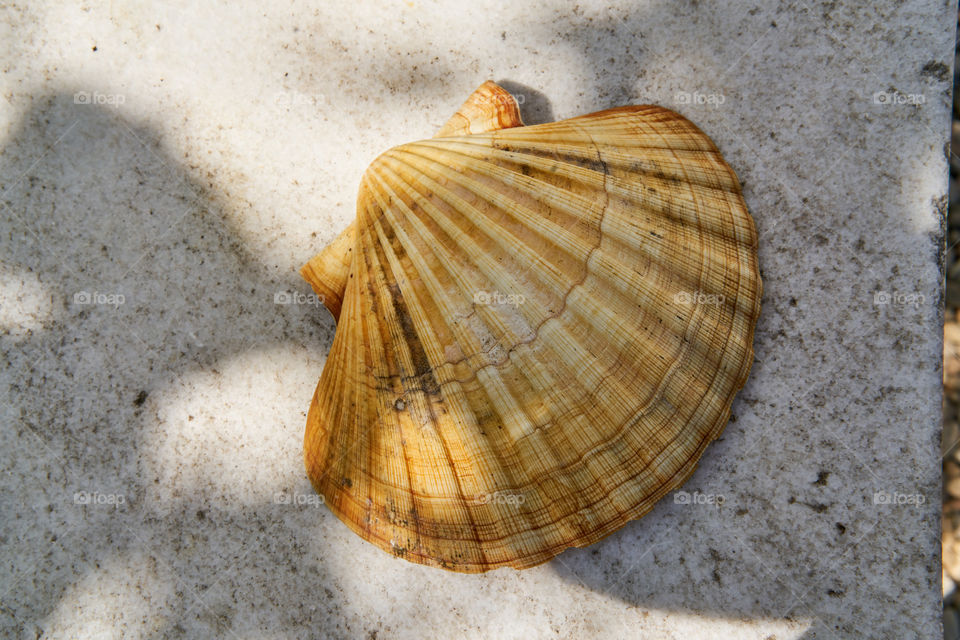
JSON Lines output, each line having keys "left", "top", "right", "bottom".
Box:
{"left": 788, "top": 495, "right": 829, "bottom": 512}
{"left": 196, "top": 509, "right": 206, "bottom": 520}
{"left": 134, "top": 390, "right": 148, "bottom": 406}
{"left": 836, "top": 522, "right": 846, "bottom": 534}
{"left": 814, "top": 470, "right": 830, "bottom": 486}
{"left": 789, "top": 297, "right": 797, "bottom": 306}
{"left": 920, "top": 60, "right": 949, "bottom": 82}
{"left": 770, "top": 21, "right": 777, "bottom": 27}
{"left": 92, "top": 45, "right": 98, "bottom": 52}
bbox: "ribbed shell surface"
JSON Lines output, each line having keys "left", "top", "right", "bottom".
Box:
{"left": 304, "top": 105, "right": 761, "bottom": 572}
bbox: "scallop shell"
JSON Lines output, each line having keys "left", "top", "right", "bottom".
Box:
{"left": 301, "top": 81, "right": 761, "bottom": 572}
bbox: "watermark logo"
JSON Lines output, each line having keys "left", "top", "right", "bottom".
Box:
{"left": 873, "top": 291, "right": 925, "bottom": 307}
{"left": 473, "top": 291, "right": 527, "bottom": 307}
{"left": 473, "top": 290, "right": 525, "bottom": 307}
{"left": 474, "top": 491, "right": 525, "bottom": 506}
{"left": 872, "top": 90, "right": 925, "bottom": 106}
{"left": 873, "top": 490, "right": 925, "bottom": 506}
{"left": 73, "top": 91, "right": 126, "bottom": 108}
{"left": 73, "top": 291, "right": 125, "bottom": 308}
{"left": 274, "top": 291, "right": 325, "bottom": 306}
{"left": 275, "top": 91, "right": 326, "bottom": 107}
{"left": 74, "top": 491, "right": 126, "bottom": 506}
{"left": 676, "top": 91, "right": 726, "bottom": 108}
{"left": 674, "top": 291, "right": 725, "bottom": 306}
{"left": 274, "top": 491, "right": 325, "bottom": 507}
{"left": 674, "top": 490, "right": 725, "bottom": 506}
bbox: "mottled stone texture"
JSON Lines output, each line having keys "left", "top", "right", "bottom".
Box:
{"left": 0, "top": 1, "right": 950, "bottom": 638}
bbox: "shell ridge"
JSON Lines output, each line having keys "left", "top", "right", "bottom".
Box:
{"left": 464, "top": 118, "right": 752, "bottom": 554}
{"left": 364, "top": 135, "right": 735, "bottom": 415}
{"left": 638, "top": 107, "right": 758, "bottom": 409}
{"left": 368, "top": 135, "right": 667, "bottom": 559}
{"left": 347, "top": 252, "right": 601, "bottom": 399}
{"left": 402, "top": 137, "right": 748, "bottom": 257}
{"left": 376, "top": 151, "right": 596, "bottom": 326}
{"left": 316, "top": 307, "right": 752, "bottom": 566}
{"left": 309, "top": 238, "right": 378, "bottom": 522}
{"left": 366, "top": 176, "right": 572, "bottom": 568}
{"left": 377, "top": 152, "right": 585, "bottom": 297}
{"left": 305, "top": 225, "right": 367, "bottom": 477}
{"left": 371, "top": 151, "right": 592, "bottom": 346}
{"left": 382, "top": 113, "right": 746, "bottom": 433}
{"left": 398, "top": 142, "right": 750, "bottom": 332}
{"left": 388, "top": 145, "right": 600, "bottom": 260}
{"left": 354, "top": 206, "right": 420, "bottom": 550}
{"left": 413, "top": 137, "right": 742, "bottom": 195}
{"left": 616, "top": 105, "right": 756, "bottom": 490}
{"left": 362, "top": 167, "right": 555, "bottom": 566}
{"left": 367, "top": 214, "right": 490, "bottom": 567}
{"left": 386, "top": 144, "right": 603, "bottom": 232}
{"left": 364, "top": 163, "right": 543, "bottom": 374}
{"left": 634, "top": 101, "right": 714, "bottom": 395}
{"left": 360, "top": 170, "right": 584, "bottom": 566}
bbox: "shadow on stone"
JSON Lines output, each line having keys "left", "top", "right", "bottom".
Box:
{"left": 0, "top": 92, "right": 350, "bottom": 638}
{"left": 495, "top": 79, "right": 556, "bottom": 125}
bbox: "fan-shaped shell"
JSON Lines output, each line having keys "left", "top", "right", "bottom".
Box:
{"left": 301, "top": 83, "right": 761, "bottom": 572}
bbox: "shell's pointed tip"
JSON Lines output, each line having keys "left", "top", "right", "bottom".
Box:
{"left": 434, "top": 81, "right": 524, "bottom": 138}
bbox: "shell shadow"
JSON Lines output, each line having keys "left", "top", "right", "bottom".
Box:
{"left": 494, "top": 80, "right": 556, "bottom": 126}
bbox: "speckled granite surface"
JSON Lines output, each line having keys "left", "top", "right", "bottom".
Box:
{"left": 0, "top": 2, "right": 951, "bottom": 638}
